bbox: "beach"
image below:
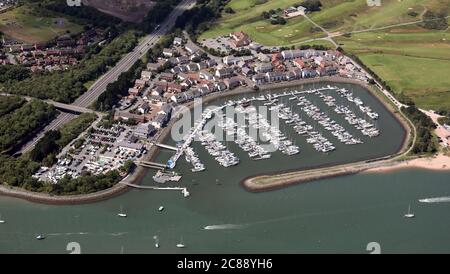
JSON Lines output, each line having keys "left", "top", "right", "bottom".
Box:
{"left": 366, "top": 154, "right": 450, "bottom": 173}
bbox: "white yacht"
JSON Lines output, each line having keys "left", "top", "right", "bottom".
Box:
{"left": 118, "top": 206, "right": 127, "bottom": 218}
{"left": 404, "top": 205, "right": 415, "bottom": 218}
{"left": 0, "top": 214, "right": 5, "bottom": 224}
{"left": 176, "top": 237, "right": 185, "bottom": 248}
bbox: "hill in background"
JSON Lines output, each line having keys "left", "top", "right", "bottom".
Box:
{"left": 82, "top": 0, "right": 155, "bottom": 22}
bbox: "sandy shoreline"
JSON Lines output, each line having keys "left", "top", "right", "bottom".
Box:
{"left": 365, "top": 154, "right": 450, "bottom": 173}
{"left": 0, "top": 76, "right": 414, "bottom": 204}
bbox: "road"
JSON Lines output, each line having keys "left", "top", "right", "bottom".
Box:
{"left": 16, "top": 0, "right": 197, "bottom": 154}
{"left": 18, "top": 112, "right": 78, "bottom": 154}
{"left": 74, "top": 0, "right": 197, "bottom": 109}
{"left": 1, "top": 93, "right": 97, "bottom": 114}
{"left": 302, "top": 14, "right": 338, "bottom": 48}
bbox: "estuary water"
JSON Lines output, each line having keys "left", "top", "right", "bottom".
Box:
{"left": 0, "top": 83, "right": 449, "bottom": 254}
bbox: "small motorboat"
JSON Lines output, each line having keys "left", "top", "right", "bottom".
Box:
{"left": 36, "top": 235, "right": 46, "bottom": 240}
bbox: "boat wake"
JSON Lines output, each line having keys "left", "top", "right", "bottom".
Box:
{"left": 46, "top": 232, "right": 90, "bottom": 236}
{"left": 203, "top": 224, "right": 246, "bottom": 230}
{"left": 109, "top": 232, "right": 129, "bottom": 237}
{"left": 418, "top": 196, "right": 450, "bottom": 203}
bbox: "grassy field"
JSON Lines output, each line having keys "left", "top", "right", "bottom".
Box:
{"left": 336, "top": 24, "right": 450, "bottom": 110}
{"left": 199, "top": 0, "right": 436, "bottom": 45}
{"left": 199, "top": 0, "right": 324, "bottom": 45}
{"left": 0, "top": 5, "right": 83, "bottom": 44}
{"left": 360, "top": 54, "right": 450, "bottom": 110}
{"left": 199, "top": 0, "right": 450, "bottom": 110}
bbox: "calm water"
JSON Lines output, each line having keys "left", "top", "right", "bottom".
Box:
{"left": 1, "top": 83, "right": 449, "bottom": 254}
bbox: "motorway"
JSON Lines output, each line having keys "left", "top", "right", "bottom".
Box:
{"left": 16, "top": 0, "right": 197, "bottom": 154}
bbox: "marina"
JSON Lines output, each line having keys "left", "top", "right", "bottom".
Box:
{"left": 161, "top": 84, "right": 385, "bottom": 174}
{"left": 0, "top": 82, "right": 424, "bottom": 254}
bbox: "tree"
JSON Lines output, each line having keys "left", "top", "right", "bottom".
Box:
{"left": 224, "top": 7, "right": 235, "bottom": 14}
{"left": 30, "top": 130, "right": 61, "bottom": 163}
{"left": 120, "top": 160, "right": 136, "bottom": 174}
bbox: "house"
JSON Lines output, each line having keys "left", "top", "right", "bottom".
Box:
{"left": 151, "top": 85, "right": 165, "bottom": 96}
{"left": 128, "top": 87, "right": 141, "bottom": 96}
{"left": 284, "top": 6, "right": 306, "bottom": 17}
{"left": 185, "top": 44, "right": 198, "bottom": 55}
{"left": 190, "top": 51, "right": 202, "bottom": 61}
{"left": 151, "top": 104, "right": 172, "bottom": 129}
{"left": 206, "top": 59, "right": 217, "bottom": 67}
{"left": 171, "top": 66, "right": 182, "bottom": 74}
{"left": 176, "top": 56, "right": 190, "bottom": 64}
{"left": 199, "top": 71, "right": 214, "bottom": 81}
{"left": 141, "top": 70, "right": 152, "bottom": 80}
{"left": 160, "top": 104, "right": 173, "bottom": 116}
{"left": 285, "top": 71, "right": 299, "bottom": 81}
{"left": 223, "top": 56, "right": 239, "bottom": 66}
{"left": 284, "top": 7, "right": 298, "bottom": 16}
{"left": 224, "top": 77, "right": 241, "bottom": 90}
{"left": 303, "top": 49, "right": 320, "bottom": 58}
{"left": 152, "top": 112, "right": 171, "bottom": 129}
{"left": 185, "top": 90, "right": 196, "bottom": 100}
{"left": 160, "top": 72, "right": 175, "bottom": 81}
{"left": 171, "top": 93, "right": 187, "bottom": 104}
{"left": 266, "top": 71, "right": 285, "bottom": 82}
{"left": 252, "top": 73, "right": 266, "bottom": 85}
{"left": 167, "top": 83, "right": 183, "bottom": 93}
{"left": 197, "top": 61, "right": 208, "bottom": 70}
{"left": 272, "top": 53, "right": 283, "bottom": 62}
{"left": 281, "top": 50, "right": 303, "bottom": 60}
{"left": 302, "top": 69, "right": 318, "bottom": 78}
{"left": 203, "top": 82, "right": 217, "bottom": 93}
{"left": 181, "top": 78, "right": 195, "bottom": 89}
{"left": 187, "top": 63, "right": 199, "bottom": 72}
{"left": 198, "top": 86, "right": 211, "bottom": 96}
{"left": 134, "top": 123, "right": 156, "bottom": 138}
{"left": 135, "top": 79, "right": 147, "bottom": 88}
{"left": 177, "top": 73, "right": 189, "bottom": 81}
{"left": 173, "top": 37, "right": 183, "bottom": 46}
{"left": 230, "top": 31, "right": 251, "bottom": 48}
{"left": 293, "top": 59, "right": 306, "bottom": 69}
{"left": 215, "top": 82, "right": 227, "bottom": 92}
{"left": 241, "top": 67, "right": 253, "bottom": 77}
{"left": 257, "top": 53, "right": 270, "bottom": 63}
{"left": 237, "top": 61, "right": 246, "bottom": 68}
{"left": 255, "top": 63, "right": 273, "bottom": 73}
{"left": 215, "top": 68, "right": 234, "bottom": 79}
{"left": 323, "top": 66, "right": 338, "bottom": 76}
{"left": 138, "top": 102, "right": 150, "bottom": 114}
{"left": 163, "top": 48, "right": 174, "bottom": 57}
{"left": 314, "top": 56, "right": 324, "bottom": 66}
